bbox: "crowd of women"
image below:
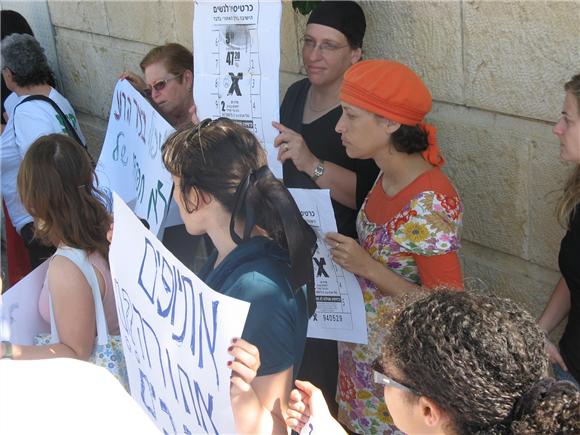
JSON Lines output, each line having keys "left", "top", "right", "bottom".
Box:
{"left": 1, "top": 2, "right": 579, "bottom": 433}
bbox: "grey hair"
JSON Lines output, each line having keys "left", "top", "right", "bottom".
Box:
{"left": 1, "top": 33, "right": 53, "bottom": 87}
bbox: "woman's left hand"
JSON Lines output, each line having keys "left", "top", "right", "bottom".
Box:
{"left": 228, "top": 338, "right": 260, "bottom": 397}
{"left": 325, "top": 232, "right": 371, "bottom": 277}
{"left": 272, "top": 121, "right": 318, "bottom": 174}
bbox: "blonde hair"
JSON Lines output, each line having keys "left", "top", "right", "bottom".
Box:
{"left": 556, "top": 74, "right": 580, "bottom": 228}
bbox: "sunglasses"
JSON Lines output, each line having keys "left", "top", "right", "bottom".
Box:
{"left": 371, "top": 358, "right": 420, "bottom": 395}
{"left": 144, "top": 72, "right": 184, "bottom": 97}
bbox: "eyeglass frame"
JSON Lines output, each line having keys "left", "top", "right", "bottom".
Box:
{"left": 144, "top": 72, "right": 185, "bottom": 97}
{"left": 301, "top": 36, "right": 350, "bottom": 55}
{"left": 371, "top": 358, "right": 420, "bottom": 396}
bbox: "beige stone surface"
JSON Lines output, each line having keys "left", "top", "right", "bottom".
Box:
{"left": 430, "top": 111, "right": 530, "bottom": 258}
{"left": 54, "top": 31, "right": 92, "bottom": 113}
{"left": 280, "top": 3, "right": 303, "bottom": 75}
{"left": 54, "top": 28, "right": 154, "bottom": 119}
{"left": 48, "top": 1, "right": 109, "bottom": 35}
{"left": 461, "top": 240, "right": 560, "bottom": 323}
{"left": 363, "top": 1, "right": 464, "bottom": 103}
{"left": 104, "top": 1, "right": 174, "bottom": 46}
{"left": 464, "top": 0, "right": 580, "bottom": 121}
{"left": 175, "top": 1, "right": 195, "bottom": 49}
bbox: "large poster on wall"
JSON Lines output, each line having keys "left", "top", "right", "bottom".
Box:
{"left": 193, "top": 0, "right": 283, "bottom": 178}
{"left": 109, "top": 193, "right": 250, "bottom": 434}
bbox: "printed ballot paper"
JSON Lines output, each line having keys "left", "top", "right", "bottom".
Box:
{"left": 290, "top": 189, "right": 368, "bottom": 344}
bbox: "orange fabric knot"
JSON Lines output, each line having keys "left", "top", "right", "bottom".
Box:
{"left": 420, "top": 123, "right": 445, "bottom": 167}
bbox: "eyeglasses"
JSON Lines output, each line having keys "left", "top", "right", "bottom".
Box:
{"left": 144, "top": 72, "right": 184, "bottom": 97}
{"left": 301, "top": 36, "right": 349, "bottom": 55}
{"left": 372, "top": 358, "right": 420, "bottom": 395}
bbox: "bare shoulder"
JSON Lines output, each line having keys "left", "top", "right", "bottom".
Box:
{"left": 47, "top": 255, "right": 91, "bottom": 296}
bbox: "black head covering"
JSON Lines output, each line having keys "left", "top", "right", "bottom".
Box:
{"left": 307, "top": 1, "right": 366, "bottom": 48}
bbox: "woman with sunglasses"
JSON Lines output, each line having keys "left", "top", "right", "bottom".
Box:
{"left": 161, "top": 118, "right": 317, "bottom": 433}
{"left": 321, "top": 59, "right": 464, "bottom": 433}
{"left": 122, "top": 43, "right": 212, "bottom": 274}
{"left": 122, "top": 43, "right": 195, "bottom": 128}
{"left": 272, "top": 1, "right": 379, "bottom": 417}
{"left": 286, "top": 290, "right": 580, "bottom": 434}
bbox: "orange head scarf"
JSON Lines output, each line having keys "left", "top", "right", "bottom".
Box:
{"left": 340, "top": 59, "right": 444, "bottom": 167}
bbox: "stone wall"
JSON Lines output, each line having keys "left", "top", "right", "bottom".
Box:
{"left": 42, "top": 1, "right": 580, "bottom": 322}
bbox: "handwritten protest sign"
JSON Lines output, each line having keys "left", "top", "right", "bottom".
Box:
{"left": 97, "top": 80, "right": 175, "bottom": 235}
{"left": 193, "top": 0, "right": 283, "bottom": 178}
{"left": 110, "top": 193, "right": 250, "bottom": 434}
{"left": 290, "top": 189, "right": 368, "bottom": 344}
{"left": 0, "top": 261, "right": 50, "bottom": 345}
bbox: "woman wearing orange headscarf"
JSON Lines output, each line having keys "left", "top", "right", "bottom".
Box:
{"left": 325, "top": 60, "right": 464, "bottom": 433}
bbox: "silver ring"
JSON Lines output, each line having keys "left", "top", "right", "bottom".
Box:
{"left": 283, "top": 143, "right": 289, "bottom": 152}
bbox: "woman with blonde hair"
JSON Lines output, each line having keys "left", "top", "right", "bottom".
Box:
{"left": 538, "top": 73, "right": 580, "bottom": 386}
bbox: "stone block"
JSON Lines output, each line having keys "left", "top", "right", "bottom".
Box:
{"left": 362, "top": 1, "right": 464, "bottom": 104}
{"left": 54, "top": 31, "right": 92, "bottom": 113}
{"left": 461, "top": 242, "right": 560, "bottom": 323}
{"left": 280, "top": 4, "right": 305, "bottom": 75}
{"left": 48, "top": 1, "right": 109, "bottom": 35}
{"left": 54, "top": 29, "right": 140, "bottom": 120}
{"left": 175, "top": 1, "right": 194, "bottom": 49}
{"left": 464, "top": 0, "right": 580, "bottom": 121}
{"left": 528, "top": 137, "right": 571, "bottom": 269}
{"left": 429, "top": 104, "right": 533, "bottom": 258}
{"left": 104, "top": 1, "right": 174, "bottom": 46}
{"left": 77, "top": 111, "right": 108, "bottom": 157}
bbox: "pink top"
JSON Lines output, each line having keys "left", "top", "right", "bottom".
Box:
{"left": 38, "top": 250, "right": 120, "bottom": 335}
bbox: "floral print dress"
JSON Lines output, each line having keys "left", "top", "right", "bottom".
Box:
{"left": 337, "top": 175, "right": 463, "bottom": 434}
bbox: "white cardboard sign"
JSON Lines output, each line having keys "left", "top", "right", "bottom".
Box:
{"left": 97, "top": 80, "right": 176, "bottom": 235}
{"left": 110, "top": 193, "right": 250, "bottom": 434}
{"left": 0, "top": 261, "right": 50, "bottom": 345}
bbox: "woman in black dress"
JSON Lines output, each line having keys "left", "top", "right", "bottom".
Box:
{"left": 272, "top": 1, "right": 379, "bottom": 417}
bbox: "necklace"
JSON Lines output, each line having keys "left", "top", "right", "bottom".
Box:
{"left": 307, "top": 88, "right": 339, "bottom": 113}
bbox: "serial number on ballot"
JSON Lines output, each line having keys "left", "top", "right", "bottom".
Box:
{"left": 322, "top": 314, "right": 343, "bottom": 322}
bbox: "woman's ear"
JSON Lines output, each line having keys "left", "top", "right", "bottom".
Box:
{"left": 378, "top": 117, "right": 401, "bottom": 135}
{"left": 183, "top": 69, "right": 194, "bottom": 91}
{"left": 350, "top": 47, "right": 363, "bottom": 64}
{"left": 417, "top": 396, "right": 450, "bottom": 429}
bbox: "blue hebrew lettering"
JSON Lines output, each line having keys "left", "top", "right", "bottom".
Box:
{"left": 159, "top": 399, "right": 176, "bottom": 435}
{"left": 139, "top": 369, "right": 157, "bottom": 418}
{"left": 198, "top": 294, "right": 220, "bottom": 387}
{"left": 138, "top": 237, "right": 158, "bottom": 303}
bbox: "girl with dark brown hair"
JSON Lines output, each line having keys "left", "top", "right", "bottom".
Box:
{"left": 0, "top": 134, "right": 119, "bottom": 362}
{"left": 162, "top": 118, "right": 317, "bottom": 433}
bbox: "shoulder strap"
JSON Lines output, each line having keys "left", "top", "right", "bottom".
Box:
{"left": 47, "top": 247, "right": 109, "bottom": 345}
{"left": 15, "top": 95, "right": 85, "bottom": 148}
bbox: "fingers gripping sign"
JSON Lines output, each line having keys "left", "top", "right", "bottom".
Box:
{"left": 272, "top": 121, "right": 318, "bottom": 174}
{"left": 286, "top": 380, "right": 346, "bottom": 434}
{"left": 325, "top": 232, "right": 371, "bottom": 276}
{"left": 228, "top": 338, "right": 261, "bottom": 396}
